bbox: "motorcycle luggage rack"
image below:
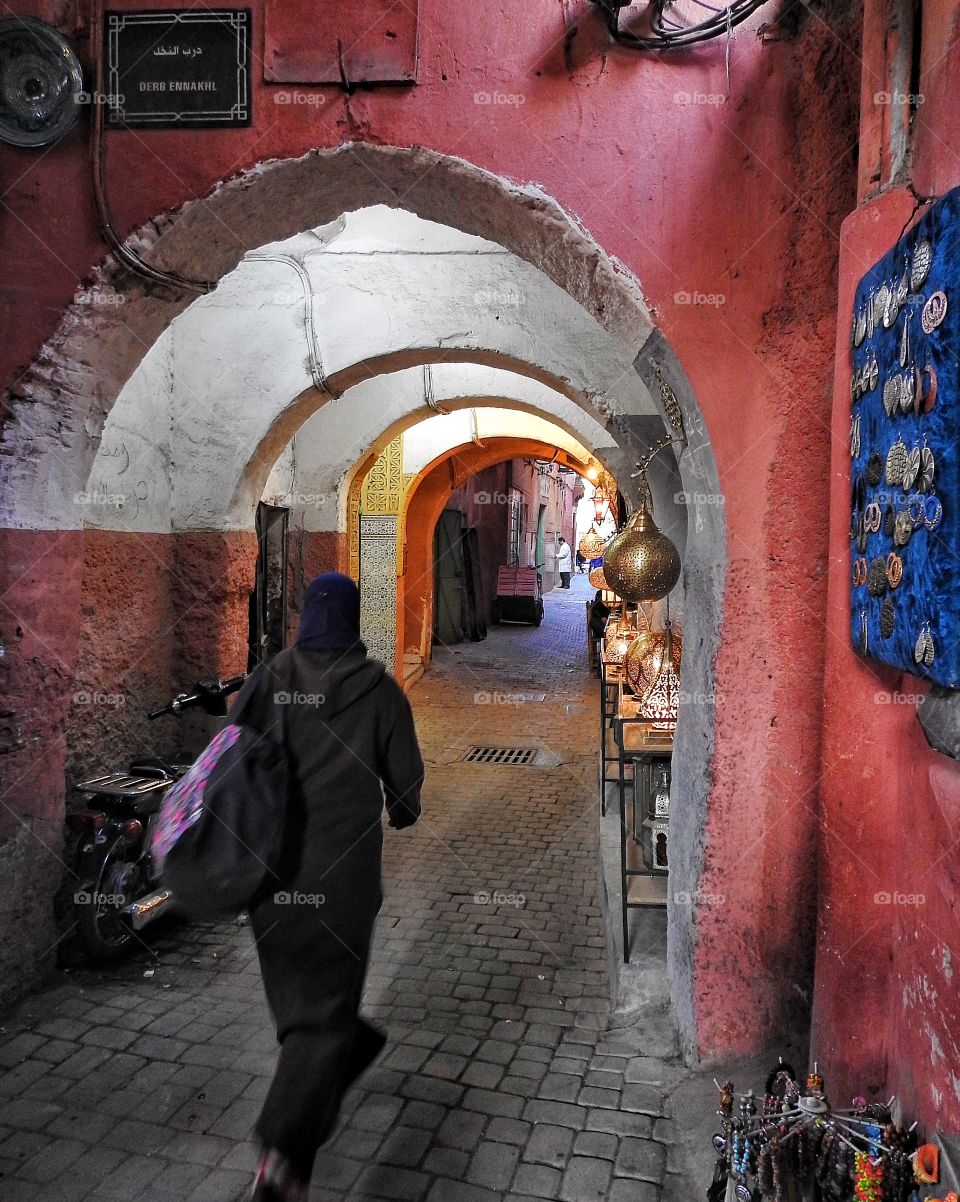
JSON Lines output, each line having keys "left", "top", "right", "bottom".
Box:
{"left": 77, "top": 771, "right": 170, "bottom": 797}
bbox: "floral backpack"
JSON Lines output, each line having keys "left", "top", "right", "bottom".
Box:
{"left": 151, "top": 666, "right": 289, "bottom": 918}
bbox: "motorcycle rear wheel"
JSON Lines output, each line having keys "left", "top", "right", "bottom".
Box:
{"left": 74, "top": 857, "right": 139, "bottom": 962}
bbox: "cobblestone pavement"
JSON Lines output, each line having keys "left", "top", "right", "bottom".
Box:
{"left": 0, "top": 574, "right": 692, "bottom": 1201}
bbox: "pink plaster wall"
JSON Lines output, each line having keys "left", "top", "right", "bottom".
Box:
{"left": 1, "top": 0, "right": 864, "bottom": 1056}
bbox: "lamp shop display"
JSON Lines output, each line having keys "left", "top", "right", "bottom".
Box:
{"left": 849, "top": 186, "right": 960, "bottom": 685}
{"left": 708, "top": 1063, "right": 944, "bottom": 1202}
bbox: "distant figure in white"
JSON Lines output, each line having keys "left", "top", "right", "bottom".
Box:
{"left": 557, "top": 537, "right": 572, "bottom": 589}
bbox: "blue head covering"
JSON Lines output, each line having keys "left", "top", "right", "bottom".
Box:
{"left": 295, "top": 573, "right": 362, "bottom": 652}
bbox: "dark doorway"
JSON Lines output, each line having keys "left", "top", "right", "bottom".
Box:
{"left": 434, "top": 508, "right": 464, "bottom": 646}
{"left": 248, "top": 502, "right": 289, "bottom": 669}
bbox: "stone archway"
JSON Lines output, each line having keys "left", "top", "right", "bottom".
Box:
{"left": 397, "top": 437, "right": 592, "bottom": 683}
{"left": 0, "top": 151, "right": 724, "bottom": 1065}
{"left": 339, "top": 417, "right": 593, "bottom": 678}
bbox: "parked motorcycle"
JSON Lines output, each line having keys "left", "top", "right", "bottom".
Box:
{"left": 65, "top": 673, "right": 246, "bottom": 962}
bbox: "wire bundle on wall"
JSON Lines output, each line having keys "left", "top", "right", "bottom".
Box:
{"left": 592, "top": 0, "right": 769, "bottom": 49}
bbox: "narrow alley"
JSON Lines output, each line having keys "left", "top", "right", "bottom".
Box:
{"left": 0, "top": 579, "right": 687, "bottom": 1202}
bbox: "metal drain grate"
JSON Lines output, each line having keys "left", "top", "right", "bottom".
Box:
{"left": 461, "top": 745, "right": 538, "bottom": 766}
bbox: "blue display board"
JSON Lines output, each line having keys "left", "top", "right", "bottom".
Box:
{"left": 849, "top": 187, "right": 959, "bottom": 686}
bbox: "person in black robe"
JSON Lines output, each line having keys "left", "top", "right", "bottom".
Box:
{"left": 235, "top": 573, "right": 424, "bottom": 1202}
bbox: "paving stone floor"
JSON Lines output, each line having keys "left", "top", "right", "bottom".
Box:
{"left": 0, "top": 574, "right": 694, "bottom": 1201}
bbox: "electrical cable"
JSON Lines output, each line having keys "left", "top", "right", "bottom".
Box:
{"left": 245, "top": 253, "right": 340, "bottom": 396}
{"left": 592, "top": 0, "right": 769, "bottom": 49}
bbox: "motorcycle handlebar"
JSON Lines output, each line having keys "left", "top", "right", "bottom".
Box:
{"left": 147, "top": 673, "right": 247, "bottom": 721}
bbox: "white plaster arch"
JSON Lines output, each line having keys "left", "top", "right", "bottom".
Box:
{"left": 253, "top": 366, "right": 617, "bottom": 535}
{"left": 81, "top": 208, "right": 654, "bottom": 536}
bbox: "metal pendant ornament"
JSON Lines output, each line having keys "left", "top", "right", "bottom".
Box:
{"left": 919, "top": 361, "right": 938, "bottom": 412}
{"left": 876, "top": 283, "right": 891, "bottom": 329}
{"left": 854, "top": 306, "right": 867, "bottom": 347}
{"left": 867, "top": 452, "right": 884, "bottom": 486}
{"left": 898, "top": 371, "right": 915, "bottom": 414}
{"left": 911, "top": 240, "right": 932, "bottom": 291}
{"left": 902, "top": 443, "right": 921, "bottom": 491}
{"left": 914, "top": 622, "right": 936, "bottom": 667}
{"left": 896, "top": 261, "right": 910, "bottom": 307}
{"left": 867, "top": 557, "right": 887, "bottom": 597}
{"left": 894, "top": 510, "right": 913, "bottom": 547}
{"left": 885, "top": 436, "right": 907, "bottom": 486}
{"left": 850, "top": 413, "right": 861, "bottom": 459}
{"left": 882, "top": 374, "right": 900, "bottom": 417}
{"left": 921, "top": 290, "right": 948, "bottom": 334}
{"left": 918, "top": 439, "right": 935, "bottom": 493}
{"left": 899, "top": 311, "right": 911, "bottom": 368}
{"left": 880, "top": 596, "right": 896, "bottom": 639}
{"left": 924, "top": 494, "right": 943, "bottom": 532}
{"left": 885, "top": 552, "right": 902, "bottom": 589}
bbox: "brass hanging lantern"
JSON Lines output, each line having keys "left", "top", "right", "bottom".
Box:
{"left": 578, "top": 524, "right": 607, "bottom": 560}
{"left": 603, "top": 437, "right": 684, "bottom": 603}
{"left": 592, "top": 471, "right": 617, "bottom": 524}
{"left": 602, "top": 497, "right": 681, "bottom": 602}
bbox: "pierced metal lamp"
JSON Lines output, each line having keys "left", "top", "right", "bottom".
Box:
{"left": 602, "top": 438, "right": 683, "bottom": 603}
{"left": 578, "top": 524, "right": 607, "bottom": 560}
{"left": 588, "top": 563, "right": 610, "bottom": 590}
{"left": 624, "top": 622, "right": 682, "bottom": 729}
